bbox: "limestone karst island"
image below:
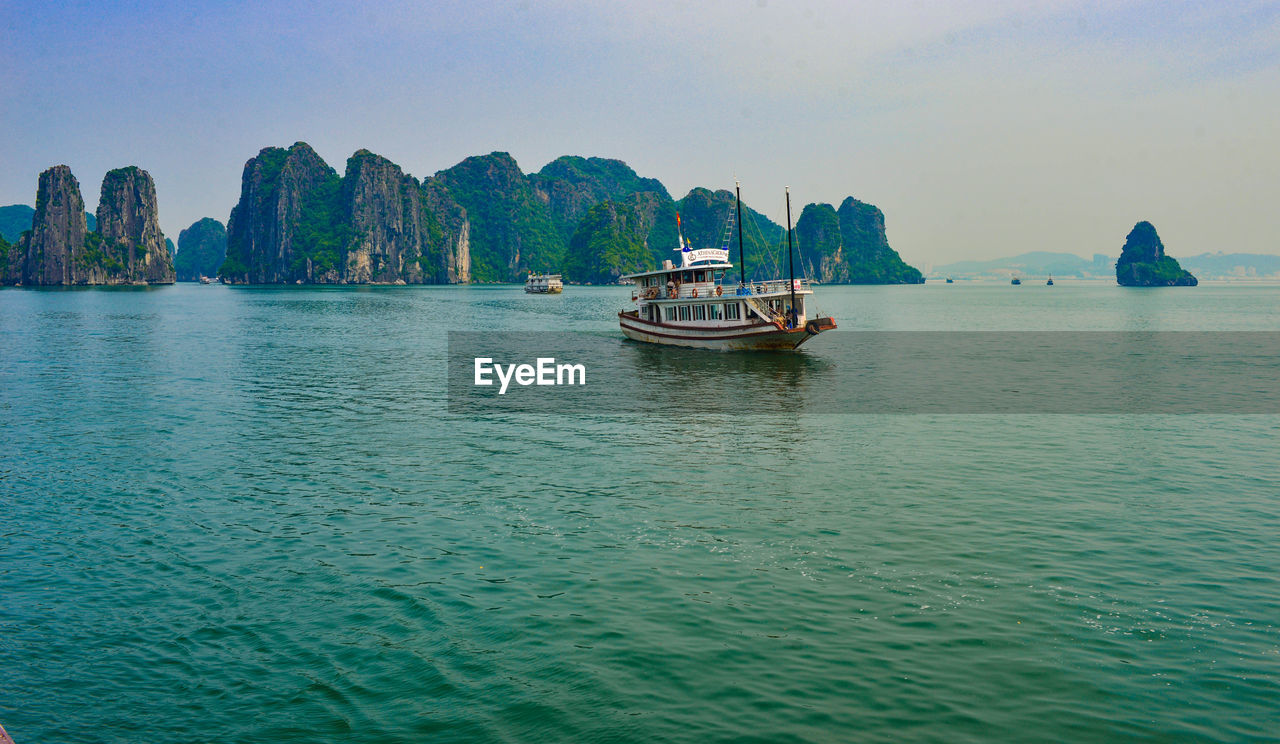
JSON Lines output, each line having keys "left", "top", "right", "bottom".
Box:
{"left": 3, "top": 144, "right": 923, "bottom": 288}
{"left": 1115, "top": 221, "right": 1198, "bottom": 287}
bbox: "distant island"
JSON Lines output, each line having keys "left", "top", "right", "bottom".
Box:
{"left": 1115, "top": 221, "right": 1197, "bottom": 286}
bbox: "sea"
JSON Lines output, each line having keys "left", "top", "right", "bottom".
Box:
{"left": 1, "top": 282, "right": 1277, "bottom": 743}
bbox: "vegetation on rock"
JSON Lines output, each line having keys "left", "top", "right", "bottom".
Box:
{"left": 434, "top": 152, "right": 562, "bottom": 282}
{"left": 1116, "top": 221, "right": 1197, "bottom": 286}
{"left": 211, "top": 143, "right": 924, "bottom": 287}
{"left": 2, "top": 165, "right": 172, "bottom": 285}
{"left": 562, "top": 193, "right": 675, "bottom": 284}
{"left": 794, "top": 198, "right": 923, "bottom": 283}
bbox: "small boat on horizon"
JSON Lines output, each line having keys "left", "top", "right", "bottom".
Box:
{"left": 1011, "top": 276, "right": 1022, "bottom": 285}
{"left": 524, "top": 273, "right": 563, "bottom": 294}
{"left": 618, "top": 184, "right": 836, "bottom": 351}
{"left": 1046, "top": 276, "right": 1054, "bottom": 286}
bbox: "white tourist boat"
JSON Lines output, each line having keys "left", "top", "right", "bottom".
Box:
{"left": 525, "top": 273, "right": 563, "bottom": 294}
{"left": 618, "top": 186, "right": 836, "bottom": 350}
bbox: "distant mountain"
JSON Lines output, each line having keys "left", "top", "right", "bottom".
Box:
{"left": 934, "top": 252, "right": 1113, "bottom": 279}
{"left": 935, "top": 249, "right": 1280, "bottom": 281}
{"left": 1, "top": 203, "right": 96, "bottom": 242}
{"left": 1179, "top": 253, "right": 1280, "bottom": 279}
{"left": 0, "top": 205, "right": 35, "bottom": 242}
{"left": 174, "top": 217, "right": 226, "bottom": 281}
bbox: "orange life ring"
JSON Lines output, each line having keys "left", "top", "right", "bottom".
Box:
{"left": 715, "top": 285, "right": 723, "bottom": 297}
{"left": 692, "top": 288, "right": 698, "bottom": 298}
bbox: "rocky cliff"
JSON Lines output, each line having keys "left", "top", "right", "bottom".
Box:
{"left": 220, "top": 144, "right": 470, "bottom": 284}
{"left": 221, "top": 143, "right": 337, "bottom": 283}
{"left": 174, "top": 217, "right": 227, "bottom": 281}
{"left": 341, "top": 150, "right": 427, "bottom": 284}
{"left": 214, "top": 143, "right": 923, "bottom": 286}
{"left": 1115, "top": 221, "right": 1197, "bottom": 286}
{"left": 422, "top": 177, "right": 470, "bottom": 283}
{"left": 794, "top": 198, "right": 923, "bottom": 284}
{"left": 19, "top": 166, "right": 88, "bottom": 285}
{"left": 1, "top": 165, "right": 172, "bottom": 286}
{"left": 95, "top": 167, "right": 175, "bottom": 284}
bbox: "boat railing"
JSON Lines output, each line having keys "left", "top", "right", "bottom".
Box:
{"left": 652, "top": 282, "right": 721, "bottom": 300}
{"left": 731, "top": 278, "right": 811, "bottom": 296}
{"left": 643, "top": 278, "right": 811, "bottom": 301}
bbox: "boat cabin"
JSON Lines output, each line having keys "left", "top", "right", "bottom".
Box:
{"left": 623, "top": 258, "right": 813, "bottom": 330}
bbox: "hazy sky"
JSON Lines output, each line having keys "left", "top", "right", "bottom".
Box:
{"left": 3, "top": 0, "right": 1277, "bottom": 266}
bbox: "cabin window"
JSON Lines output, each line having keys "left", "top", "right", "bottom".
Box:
{"left": 678, "top": 305, "right": 691, "bottom": 321}
{"left": 709, "top": 304, "right": 722, "bottom": 320}
{"left": 725, "top": 303, "right": 741, "bottom": 320}
{"left": 693, "top": 304, "right": 707, "bottom": 321}
{"left": 664, "top": 306, "right": 676, "bottom": 322}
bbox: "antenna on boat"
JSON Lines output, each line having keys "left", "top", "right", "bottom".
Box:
{"left": 735, "top": 181, "right": 746, "bottom": 287}
{"left": 785, "top": 186, "right": 796, "bottom": 316}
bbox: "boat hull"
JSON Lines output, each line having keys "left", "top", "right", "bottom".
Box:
{"left": 618, "top": 311, "right": 833, "bottom": 351}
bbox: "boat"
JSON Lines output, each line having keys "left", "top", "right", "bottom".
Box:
{"left": 1011, "top": 277, "right": 1022, "bottom": 285}
{"left": 1046, "top": 275, "right": 1054, "bottom": 286}
{"left": 524, "top": 273, "right": 563, "bottom": 294}
{"left": 618, "top": 185, "right": 836, "bottom": 351}
{"left": 945, "top": 277, "right": 954, "bottom": 284}
{"left": 199, "top": 275, "right": 214, "bottom": 284}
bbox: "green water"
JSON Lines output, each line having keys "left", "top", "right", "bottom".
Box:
{"left": 1, "top": 283, "right": 1278, "bottom": 743}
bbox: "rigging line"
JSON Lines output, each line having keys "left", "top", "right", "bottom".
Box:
{"left": 740, "top": 197, "right": 781, "bottom": 281}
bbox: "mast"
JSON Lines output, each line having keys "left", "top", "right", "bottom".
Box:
{"left": 735, "top": 181, "right": 746, "bottom": 286}
{"left": 786, "top": 187, "right": 796, "bottom": 316}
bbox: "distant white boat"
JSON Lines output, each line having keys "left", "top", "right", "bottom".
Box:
{"left": 618, "top": 185, "right": 835, "bottom": 351}
{"left": 525, "top": 273, "right": 563, "bottom": 294}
